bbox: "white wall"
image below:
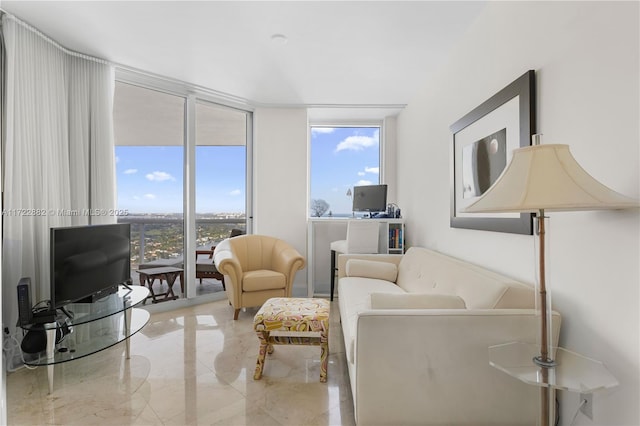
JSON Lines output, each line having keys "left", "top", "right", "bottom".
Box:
{"left": 383, "top": 115, "right": 398, "bottom": 204}
{"left": 253, "top": 107, "right": 309, "bottom": 296}
{"left": 397, "top": 2, "right": 639, "bottom": 425}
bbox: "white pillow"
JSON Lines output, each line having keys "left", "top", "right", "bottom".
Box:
{"left": 370, "top": 292, "right": 466, "bottom": 309}
{"left": 346, "top": 259, "right": 398, "bottom": 282}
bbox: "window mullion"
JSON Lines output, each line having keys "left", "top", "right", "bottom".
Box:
{"left": 183, "top": 95, "right": 196, "bottom": 299}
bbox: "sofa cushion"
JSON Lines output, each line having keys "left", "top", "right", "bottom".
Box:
{"left": 370, "top": 292, "right": 466, "bottom": 309}
{"left": 346, "top": 259, "right": 398, "bottom": 282}
{"left": 396, "top": 247, "right": 534, "bottom": 309}
{"left": 242, "top": 270, "right": 285, "bottom": 291}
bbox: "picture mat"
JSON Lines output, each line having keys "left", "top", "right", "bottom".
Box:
{"left": 454, "top": 96, "right": 520, "bottom": 218}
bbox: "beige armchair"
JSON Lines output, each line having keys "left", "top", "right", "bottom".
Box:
{"left": 213, "top": 234, "right": 305, "bottom": 320}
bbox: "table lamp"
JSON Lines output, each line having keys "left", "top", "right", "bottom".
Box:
{"left": 464, "top": 134, "right": 638, "bottom": 425}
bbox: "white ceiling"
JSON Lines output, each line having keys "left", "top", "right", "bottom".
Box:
{"left": 2, "top": 1, "right": 486, "bottom": 117}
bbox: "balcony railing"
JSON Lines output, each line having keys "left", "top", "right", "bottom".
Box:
{"left": 117, "top": 216, "right": 246, "bottom": 269}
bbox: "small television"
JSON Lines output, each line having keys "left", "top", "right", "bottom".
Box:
{"left": 50, "top": 223, "right": 131, "bottom": 310}
{"left": 352, "top": 184, "right": 388, "bottom": 214}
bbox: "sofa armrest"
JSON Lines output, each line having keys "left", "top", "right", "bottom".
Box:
{"left": 338, "top": 254, "right": 402, "bottom": 279}
{"left": 351, "top": 309, "right": 561, "bottom": 425}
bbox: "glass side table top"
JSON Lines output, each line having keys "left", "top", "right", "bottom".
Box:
{"left": 489, "top": 342, "right": 619, "bottom": 393}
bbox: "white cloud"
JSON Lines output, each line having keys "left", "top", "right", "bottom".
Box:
{"left": 146, "top": 171, "right": 175, "bottom": 182}
{"left": 357, "top": 180, "right": 373, "bottom": 186}
{"left": 311, "top": 127, "right": 335, "bottom": 135}
{"left": 123, "top": 169, "right": 138, "bottom": 175}
{"left": 335, "top": 135, "right": 378, "bottom": 153}
{"left": 229, "top": 189, "right": 241, "bottom": 196}
{"left": 144, "top": 194, "right": 156, "bottom": 199}
{"left": 357, "top": 166, "right": 379, "bottom": 177}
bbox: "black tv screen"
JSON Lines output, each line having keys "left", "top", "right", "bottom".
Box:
{"left": 352, "top": 184, "right": 388, "bottom": 213}
{"left": 50, "top": 223, "right": 131, "bottom": 309}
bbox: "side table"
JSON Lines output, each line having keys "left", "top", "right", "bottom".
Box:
{"left": 489, "top": 342, "right": 618, "bottom": 424}
{"left": 137, "top": 266, "right": 184, "bottom": 303}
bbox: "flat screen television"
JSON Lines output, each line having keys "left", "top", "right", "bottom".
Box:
{"left": 50, "top": 223, "right": 131, "bottom": 310}
{"left": 352, "top": 184, "right": 388, "bottom": 214}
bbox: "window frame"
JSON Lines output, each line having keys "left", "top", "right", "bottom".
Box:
{"left": 114, "top": 68, "right": 253, "bottom": 300}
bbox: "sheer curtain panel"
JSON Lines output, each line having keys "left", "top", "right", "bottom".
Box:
{"left": 1, "top": 14, "right": 115, "bottom": 368}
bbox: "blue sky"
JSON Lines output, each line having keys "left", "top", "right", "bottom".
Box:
{"left": 116, "top": 146, "right": 246, "bottom": 214}
{"left": 310, "top": 126, "right": 380, "bottom": 215}
{"left": 115, "top": 127, "right": 379, "bottom": 215}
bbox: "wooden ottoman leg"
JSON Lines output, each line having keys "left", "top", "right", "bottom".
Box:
{"left": 254, "top": 331, "right": 270, "bottom": 380}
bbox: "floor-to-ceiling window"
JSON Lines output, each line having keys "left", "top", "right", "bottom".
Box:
{"left": 113, "top": 79, "right": 250, "bottom": 300}
{"left": 113, "top": 82, "right": 185, "bottom": 273}
{"left": 193, "top": 100, "right": 248, "bottom": 295}
{"left": 195, "top": 101, "right": 247, "bottom": 243}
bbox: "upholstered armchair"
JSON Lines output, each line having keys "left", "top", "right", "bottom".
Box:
{"left": 213, "top": 234, "right": 305, "bottom": 320}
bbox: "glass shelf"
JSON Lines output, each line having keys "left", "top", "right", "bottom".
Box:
{"left": 22, "top": 285, "right": 148, "bottom": 330}
{"left": 18, "top": 285, "right": 150, "bottom": 393}
{"left": 22, "top": 309, "right": 149, "bottom": 366}
{"left": 489, "top": 342, "right": 619, "bottom": 393}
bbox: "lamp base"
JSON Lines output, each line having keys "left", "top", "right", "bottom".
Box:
{"left": 533, "top": 355, "right": 557, "bottom": 368}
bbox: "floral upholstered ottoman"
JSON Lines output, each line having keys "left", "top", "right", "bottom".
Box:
{"left": 253, "top": 297, "right": 330, "bottom": 382}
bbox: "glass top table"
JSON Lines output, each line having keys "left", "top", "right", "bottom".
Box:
{"left": 20, "top": 285, "right": 150, "bottom": 392}
{"left": 488, "top": 342, "right": 619, "bottom": 393}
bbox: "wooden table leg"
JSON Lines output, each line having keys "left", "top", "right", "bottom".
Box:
{"left": 139, "top": 273, "right": 158, "bottom": 304}
{"left": 163, "top": 272, "right": 182, "bottom": 301}
{"left": 163, "top": 273, "right": 177, "bottom": 300}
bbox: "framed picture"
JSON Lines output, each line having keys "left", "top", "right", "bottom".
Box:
{"left": 450, "top": 70, "right": 535, "bottom": 235}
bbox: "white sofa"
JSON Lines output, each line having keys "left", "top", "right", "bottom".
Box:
{"left": 337, "top": 247, "right": 561, "bottom": 426}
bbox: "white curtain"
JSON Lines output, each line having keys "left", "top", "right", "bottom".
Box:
{"left": 1, "top": 14, "right": 116, "bottom": 350}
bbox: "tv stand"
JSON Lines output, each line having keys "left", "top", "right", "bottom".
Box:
{"left": 58, "top": 306, "right": 74, "bottom": 320}
{"left": 19, "top": 285, "right": 149, "bottom": 393}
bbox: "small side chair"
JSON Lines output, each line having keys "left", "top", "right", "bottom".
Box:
{"left": 329, "top": 220, "right": 380, "bottom": 301}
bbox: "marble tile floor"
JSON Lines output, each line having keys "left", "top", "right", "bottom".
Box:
{"left": 6, "top": 298, "right": 355, "bottom": 426}
{"left": 193, "top": 279, "right": 225, "bottom": 297}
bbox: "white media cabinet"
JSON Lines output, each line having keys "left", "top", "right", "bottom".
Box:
{"left": 307, "top": 218, "right": 405, "bottom": 297}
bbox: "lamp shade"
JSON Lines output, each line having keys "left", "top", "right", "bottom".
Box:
{"left": 464, "top": 144, "right": 639, "bottom": 213}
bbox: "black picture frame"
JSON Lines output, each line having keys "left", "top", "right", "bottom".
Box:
{"left": 450, "top": 70, "right": 535, "bottom": 235}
